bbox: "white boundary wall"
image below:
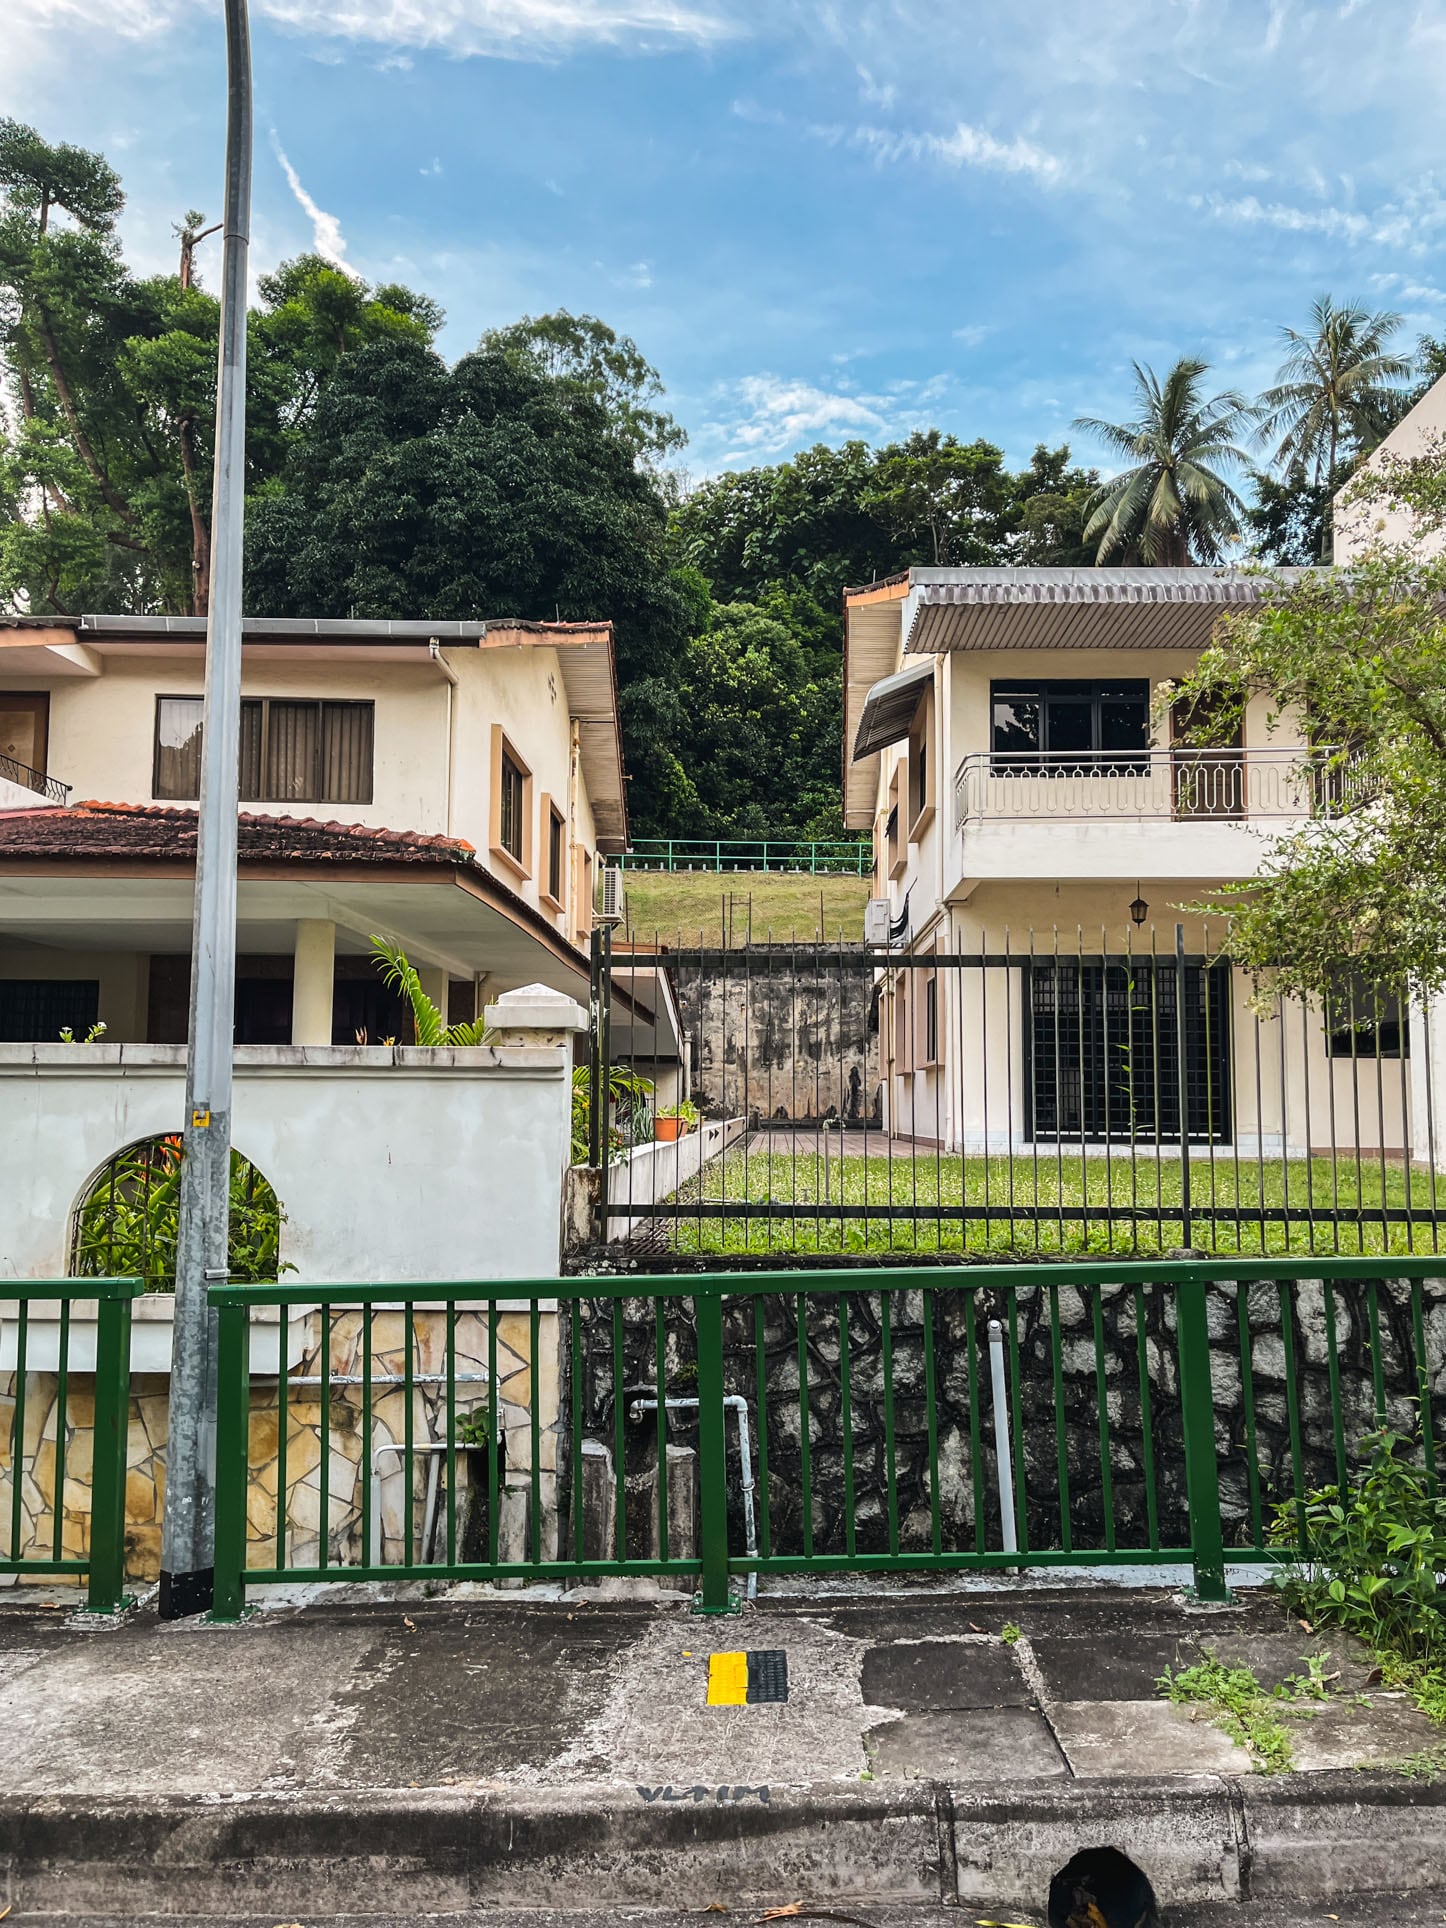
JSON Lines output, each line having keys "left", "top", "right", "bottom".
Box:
{"left": 0, "top": 1039, "right": 574, "bottom": 1284}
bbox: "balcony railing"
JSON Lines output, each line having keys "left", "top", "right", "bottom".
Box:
{"left": 0, "top": 752, "right": 71, "bottom": 805}
{"left": 953, "top": 747, "right": 1374, "bottom": 831}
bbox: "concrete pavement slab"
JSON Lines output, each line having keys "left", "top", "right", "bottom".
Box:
{"left": 1045, "top": 1698, "right": 1255, "bottom": 1777}
{"left": 859, "top": 1637, "right": 1030, "bottom": 1710}
{"left": 864, "top": 1707, "right": 1067, "bottom": 1780}
{"left": 1028, "top": 1629, "right": 1205, "bottom": 1701}
{"left": 1285, "top": 1692, "right": 1446, "bottom": 1771}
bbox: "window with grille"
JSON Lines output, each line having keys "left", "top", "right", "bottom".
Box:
{"left": 923, "top": 973, "right": 938, "bottom": 1064}
{"left": 1326, "top": 975, "right": 1408, "bottom": 1059}
{"left": 0, "top": 978, "right": 100, "bottom": 1043}
{"left": 154, "top": 697, "right": 373, "bottom": 804}
{"left": 1026, "top": 957, "right": 1231, "bottom": 1142}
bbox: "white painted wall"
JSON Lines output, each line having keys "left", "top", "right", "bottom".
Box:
{"left": 0, "top": 1041, "right": 574, "bottom": 1284}
{"left": 1334, "top": 373, "right": 1446, "bottom": 562}
{"left": 604, "top": 1116, "right": 749, "bottom": 1241}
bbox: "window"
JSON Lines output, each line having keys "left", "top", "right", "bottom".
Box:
{"left": 923, "top": 972, "right": 938, "bottom": 1065}
{"left": 0, "top": 692, "right": 50, "bottom": 781}
{"left": 1326, "top": 976, "right": 1408, "bottom": 1059}
{"left": 499, "top": 754, "right": 525, "bottom": 861}
{"left": 991, "top": 680, "right": 1149, "bottom": 770}
{"left": 0, "top": 978, "right": 99, "bottom": 1043}
{"left": 153, "top": 697, "right": 374, "bottom": 804}
{"left": 908, "top": 680, "right": 934, "bottom": 837}
{"left": 490, "top": 726, "right": 533, "bottom": 877}
{"left": 545, "top": 802, "right": 566, "bottom": 906}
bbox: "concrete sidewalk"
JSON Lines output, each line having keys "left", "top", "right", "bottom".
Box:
{"left": 2, "top": 1582, "right": 1445, "bottom": 1915}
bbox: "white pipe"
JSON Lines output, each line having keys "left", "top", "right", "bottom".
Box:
{"left": 370, "top": 1440, "right": 447, "bottom": 1568}
{"left": 429, "top": 638, "right": 458, "bottom": 835}
{"left": 988, "top": 1318, "right": 1018, "bottom": 1556}
{"left": 630, "top": 1393, "right": 758, "bottom": 1600}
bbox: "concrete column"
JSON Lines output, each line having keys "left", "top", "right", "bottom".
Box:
{"left": 291, "top": 919, "right": 336, "bottom": 1045}
{"left": 418, "top": 965, "right": 448, "bottom": 1024}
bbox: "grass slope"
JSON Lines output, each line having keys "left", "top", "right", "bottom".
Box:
{"left": 622, "top": 870, "right": 870, "bottom": 944}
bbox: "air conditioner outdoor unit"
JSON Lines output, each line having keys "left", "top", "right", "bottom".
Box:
{"left": 595, "top": 862, "right": 625, "bottom": 926}
{"left": 863, "top": 897, "right": 891, "bottom": 946}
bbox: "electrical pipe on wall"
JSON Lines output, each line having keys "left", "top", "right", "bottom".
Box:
{"left": 630, "top": 1392, "right": 759, "bottom": 1599}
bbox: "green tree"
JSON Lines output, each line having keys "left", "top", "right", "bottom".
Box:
{"left": 1170, "top": 442, "right": 1446, "bottom": 1000}
{"left": 1244, "top": 465, "right": 1339, "bottom": 566}
{"left": 1006, "top": 443, "right": 1101, "bottom": 566}
{"left": 1074, "top": 358, "right": 1254, "bottom": 564}
{"left": 481, "top": 310, "right": 684, "bottom": 466}
{"left": 863, "top": 428, "right": 1013, "bottom": 566}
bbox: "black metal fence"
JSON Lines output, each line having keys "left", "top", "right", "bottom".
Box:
{"left": 587, "top": 925, "right": 1442, "bottom": 1260}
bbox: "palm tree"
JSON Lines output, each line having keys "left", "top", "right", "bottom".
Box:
{"left": 1074, "top": 359, "right": 1254, "bottom": 565}
{"left": 1256, "top": 296, "right": 1414, "bottom": 560}
{"left": 1257, "top": 296, "right": 1412, "bottom": 485}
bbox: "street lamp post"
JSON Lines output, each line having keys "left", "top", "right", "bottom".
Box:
{"left": 159, "top": 0, "right": 253, "bottom": 1620}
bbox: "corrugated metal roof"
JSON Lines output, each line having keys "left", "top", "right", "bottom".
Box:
{"left": 903, "top": 567, "right": 1322, "bottom": 654}
{"left": 851, "top": 659, "right": 934, "bottom": 762}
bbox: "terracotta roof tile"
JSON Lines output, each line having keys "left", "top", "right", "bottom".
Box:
{"left": 0, "top": 800, "right": 480, "bottom": 867}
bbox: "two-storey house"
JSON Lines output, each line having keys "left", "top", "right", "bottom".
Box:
{"left": 0, "top": 614, "right": 627, "bottom": 1044}
{"left": 844, "top": 567, "right": 1402, "bottom": 1163}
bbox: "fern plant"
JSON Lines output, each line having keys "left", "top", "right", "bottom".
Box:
{"left": 369, "top": 936, "right": 494, "bottom": 1046}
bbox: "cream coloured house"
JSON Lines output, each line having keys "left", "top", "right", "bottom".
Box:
{"left": 844, "top": 567, "right": 1409, "bottom": 1162}
{"left": 0, "top": 614, "right": 626, "bottom": 1043}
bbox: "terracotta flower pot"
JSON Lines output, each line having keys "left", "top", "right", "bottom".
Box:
{"left": 655, "top": 1116, "right": 686, "bottom": 1141}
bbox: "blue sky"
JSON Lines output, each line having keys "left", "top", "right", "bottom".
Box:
{"left": 9, "top": 0, "right": 1446, "bottom": 478}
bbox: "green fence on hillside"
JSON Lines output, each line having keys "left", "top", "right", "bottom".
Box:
{"left": 617, "top": 839, "right": 872, "bottom": 875}
{"left": 2, "top": 1277, "right": 139, "bottom": 1612}
{"left": 208, "top": 1260, "right": 1445, "bottom": 1617}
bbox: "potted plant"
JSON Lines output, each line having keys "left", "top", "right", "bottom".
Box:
{"left": 655, "top": 1099, "right": 700, "bottom": 1142}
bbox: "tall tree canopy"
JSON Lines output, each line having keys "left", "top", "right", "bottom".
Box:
{"left": 1074, "top": 358, "right": 1254, "bottom": 564}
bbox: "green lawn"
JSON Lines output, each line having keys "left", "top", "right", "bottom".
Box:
{"left": 659, "top": 1145, "right": 1445, "bottom": 1257}
{"left": 621, "top": 870, "right": 869, "bottom": 945}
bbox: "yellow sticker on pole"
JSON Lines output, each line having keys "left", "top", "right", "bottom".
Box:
{"left": 706, "top": 1651, "right": 748, "bottom": 1706}
{"left": 192, "top": 1108, "right": 210, "bottom": 1128}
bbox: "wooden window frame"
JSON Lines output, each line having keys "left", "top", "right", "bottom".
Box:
{"left": 907, "top": 682, "right": 935, "bottom": 841}
{"left": 0, "top": 692, "right": 50, "bottom": 778}
{"left": 490, "top": 725, "right": 534, "bottom": 880}
{"left": 887, "top": 767, "right": 907, "bottom": 880}
{"left": 540, "top": 793, "right": 567, "bottom": 912}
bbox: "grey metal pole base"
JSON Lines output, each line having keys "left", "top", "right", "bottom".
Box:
{"left": 159, "top": 1567, "right": 215, "bottom": 1621}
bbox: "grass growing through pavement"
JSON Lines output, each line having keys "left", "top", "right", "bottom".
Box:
{"left": 660, "top": 1144, "right": 1442, "bottom": 1257}
{"left": 1158, "top": 1653, "right": 1333, "bottom": 1774}
{"left": 620, "top": 871, "right": 869, "bottom": 945}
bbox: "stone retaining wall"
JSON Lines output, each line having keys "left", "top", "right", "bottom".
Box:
{"left": 570, "top": 1276, "right": 1446, "bottom": 1559}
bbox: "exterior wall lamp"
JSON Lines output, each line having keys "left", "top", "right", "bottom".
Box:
{"left": 1129, "top": 886, "right": 1149, "bottom": 928}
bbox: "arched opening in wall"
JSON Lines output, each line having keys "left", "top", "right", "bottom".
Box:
{"left": 70, "top": 1135, "right": 289, "bottom": 1291}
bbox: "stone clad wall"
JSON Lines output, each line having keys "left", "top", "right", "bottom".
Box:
{"left": 1, "top": 1306, "right": 557, "bottom": 1582}
{"left": 571, "top": 1275, "right": 1446, "bottom": 1560}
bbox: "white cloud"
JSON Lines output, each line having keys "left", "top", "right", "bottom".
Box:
{"left": 1191, "top": 183, "right": 1446, "bottom": 253}
{"left": 271, "top": 135, "right": 363, "bottom": 279}
{"left": 852, "top": 119, "right": 1063, "bottom": 184}
{"left": 704, "top": 374, "right": 892, "bottom": 462}
{"left": 952, "top": 323, "right": 992, "bottom": 347}
{"left": 855, "top": 64, "right": 895, "bottom": 109}
{"left": 9, "top": 0, "right": 737, "bottom": 65}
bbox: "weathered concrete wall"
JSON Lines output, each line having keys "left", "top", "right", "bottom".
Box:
{"left": 673, "top": 946, "right": 878, "bottom": 1125}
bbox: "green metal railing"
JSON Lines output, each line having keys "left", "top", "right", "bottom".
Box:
{"left": 2, "top": 1278, "right": 140, "bottom": 1612}
{"left": 617, "top": 839, "right": 872, "bottom": 875}
{"left": 207, "top": 1259, "right": 1444, "bottom": 1619}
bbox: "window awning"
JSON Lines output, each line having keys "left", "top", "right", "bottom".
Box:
{"left": 851, "top": 659, "right": 934, "bottom": 763}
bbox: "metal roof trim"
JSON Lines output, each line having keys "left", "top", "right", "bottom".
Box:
{"left": 851, "top": 658, "right": 934, "bottom": 763}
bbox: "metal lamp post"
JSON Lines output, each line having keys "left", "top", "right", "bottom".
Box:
{"left": 159, "top": 0, "right": 253, "bottom": 1620}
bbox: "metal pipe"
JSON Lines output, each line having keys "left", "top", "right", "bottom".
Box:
{"left": 162, "top": 0, "right": 252, "bottom": 1621}
{"left": 370, "top": 1441, "right": 446, "bottom": 1569}
{"left": 629, "top": 1393, "right": 758, "bottom": 1600}
{"left": 429, "top": 638, "right": 458, "bottom": 836}
{"left": 988, "top": 1318, "right": 1018, "bottom": 1556}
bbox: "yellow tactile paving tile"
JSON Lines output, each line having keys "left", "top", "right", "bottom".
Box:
{"left": 706, "top": 1650, "right": 749, "bottom": 1705}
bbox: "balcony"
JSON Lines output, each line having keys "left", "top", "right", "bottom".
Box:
{"left": 0, "top": 751, "right": 71, "bottom": 806}
{"left": 951, "top": 747, "right": 1373, "bottom": 884}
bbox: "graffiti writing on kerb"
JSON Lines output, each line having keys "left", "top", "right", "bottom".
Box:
{"left": 637, "top": 1785, "right": 771, "bottom": 1805}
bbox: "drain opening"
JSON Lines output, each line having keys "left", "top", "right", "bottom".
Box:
{"left": 1047, "top": 1846, "right": 1160, "bottom": 1928}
